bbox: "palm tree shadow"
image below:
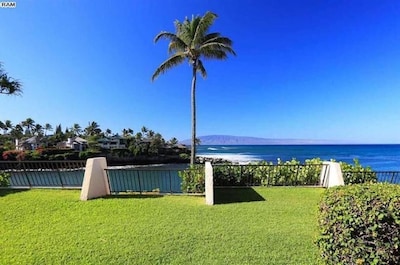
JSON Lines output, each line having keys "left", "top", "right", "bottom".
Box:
{"left": 214, "top": 187, "right": 266, "bottom": 204}
{"left": 0, "top": 188, "right": 29, "bottom": 197}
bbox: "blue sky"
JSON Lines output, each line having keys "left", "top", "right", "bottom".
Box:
{"left": 1, "top": 0, "right": 400, "bottom": 143}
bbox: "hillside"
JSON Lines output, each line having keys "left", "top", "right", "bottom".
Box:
{"left": 181, "top": 135, "right": 342, "bottom": 145}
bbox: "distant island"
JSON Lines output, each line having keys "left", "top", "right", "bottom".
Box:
{"left": 181, "top": 135, "right": 350, "bottom": 145}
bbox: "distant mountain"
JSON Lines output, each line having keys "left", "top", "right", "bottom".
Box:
{"left": 180, "top": 135, "right": 345, "bottom": 145}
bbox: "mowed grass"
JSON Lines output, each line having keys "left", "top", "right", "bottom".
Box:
{"left": 0, "top": 187, "right": 324, "bottom": 265}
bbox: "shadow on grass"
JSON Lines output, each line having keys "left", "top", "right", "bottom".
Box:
{"left": 214, "top": 187, "right": 266, "bottom": 204}
{"left": 103, "top": 193, "right": 164, "bottom": 199}
{"left": 0, "top": 188, "right": 29, "bottom": 197}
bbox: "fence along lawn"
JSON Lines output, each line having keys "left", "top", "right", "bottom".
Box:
{"left": 0, "top": 187, "right": 324, "bottom": 265}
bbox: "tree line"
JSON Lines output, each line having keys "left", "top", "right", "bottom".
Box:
{"left": 0, "top": 118, "right": 183, "bottom": 157}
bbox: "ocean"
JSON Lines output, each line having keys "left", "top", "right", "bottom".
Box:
{"left": 197, "top": 145, "right": 400, "bottom": 171}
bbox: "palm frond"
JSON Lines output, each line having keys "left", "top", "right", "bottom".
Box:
{"left": 193, "top": 12, "right": 217, "bottom": 45}
{"left": 154, "top": 31, "right": 178, "bottom": 43}
{"left": 201, "top": 49, "right": 228, "bottom": 60}
{"left": 0, "top": 74, "right": 22, "bottom": 95}
{"left": 196, "top": 60, "right": 207, "bottom": 78}
{"left": 200, "top": 42, "right": 236, "bottom": 56}
{"left": 203, "top": 36, "right": 233, "bottom": 47}
{"left": 200, "top": 32, "right": 221, "bottom": 43}
{"left": 151, "top": 53, "right": 186, "bottom": 81}
{"left": 168, "top": 39, "right": 187, "bottom": 54}
{"left": 178, "top": 16, "right": 197, "bottom": 46}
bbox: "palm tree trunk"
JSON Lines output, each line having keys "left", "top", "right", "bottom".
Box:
{"left": 190, "top": 64, "right": 197, "bottom": 165}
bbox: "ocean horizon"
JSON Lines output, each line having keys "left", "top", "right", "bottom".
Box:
{"left": 197, "top": 144, "right": 400, "bottom": 171}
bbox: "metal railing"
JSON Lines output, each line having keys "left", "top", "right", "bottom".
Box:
{"left": 105, "top": 167, "right": 182, "bottom": 194}
{"left": 343, "top": 171, "right": 400, "bottom": 184}
{"left": 0, "top": 160, "right": 86, "bottom": 188}
{"left": 376, "top": 171, "right": 400, "bottom": 183}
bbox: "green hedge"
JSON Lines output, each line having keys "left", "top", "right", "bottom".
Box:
{"left": 317, "top": 184, "right": 400, "bottom": 265}
{"left": 213, "top": 158, "right": 375, "bottom": 186}
{"left": 178, "top": 165, "right": 205, "bottom": 193}
{"left": 0, "top": 171, "right": 10, "bottom": 187}
{"left": 340, "top": 158, "right": 377, "bottom": 184}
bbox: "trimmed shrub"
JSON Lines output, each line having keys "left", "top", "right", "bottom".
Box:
{"left": 0, "top": 171, "right": 10, "bottom": 187}
{"left": 340, "top": 158, "right": 377, "bottom": 184}
{"left": 79, "top": 150, "right": 102, "bottom": 160}
{"left": 178, "top": 165, "right": 205, "bottom": 193}
{"left": 213, "top": 158, "right": 325, "bottom": 186}
{"left": 317, "top": 184, "right": 400, "bottom": 265}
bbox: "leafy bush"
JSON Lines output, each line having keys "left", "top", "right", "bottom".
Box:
{"left": 0, "top": 171, "right": 10, "bottom": 187}
{"left": 2, "top": 150, "right": 25, "bottom": 161}
{"left": 340, "top": 158, "right": 377, "bottom": 184}
{"left": 79, "top": 150, "right": 102, "bottom": 160}
{"left": 317, "top": 184, "right": 400, "bottom": 265}
{"left": 178, "top": 165, "right": 205, "bottom": 193}
{"left": 212, "top": 158, "right": 376, "bottom": 187}
{"left": 213, "top": 158, "right": 325, "bottom": 186}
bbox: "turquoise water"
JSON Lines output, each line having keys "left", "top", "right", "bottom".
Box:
{"left": 197, "top": 145, "right": 400, "bottom": 171}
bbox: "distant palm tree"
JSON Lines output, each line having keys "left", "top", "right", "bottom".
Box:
{"left": 0, "top": 121, "right": 6, "bottom": 134}
{"left": 44, "top": 123, "right": 53, "bottom": 136}
{"left": 72, "top": 123, "right": 82, "bottom": 137}
{"left": 10, "top": 124, "right": 23, "bottom": 139}
{"left": 32, "top": 123, "right": 43, "bottom": 136}
{"left": 152, "top": 11, "right": 235, "bottom": 164}
{"left": 84, "top": 121, "right": 101, "bottom": 137}
{"left": 0, "top": 121, "right": 11, "bottom": 135}
{"left": 21, "top": 118, "right": 35, "bottom": 135}
{"left": 141, "top": 126, "right": 148, "bottom": 134}
{"left": 122, "top": 128, "right": 133, "bottom": 138}
{"left": 105, "top": 128, "right": 112, "bottom": 137}
{"left": 0, "top": 63, "right": 22, "bottom": 95}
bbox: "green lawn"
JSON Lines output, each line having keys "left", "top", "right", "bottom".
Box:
{"left": 0, "top": 187, "right": 324, "bottom": 265}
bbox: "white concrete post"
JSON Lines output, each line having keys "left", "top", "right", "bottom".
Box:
{"left": 320, "top": 161, "right": 345, "bottom": 188}
{"left": 205, "top": 162, "right": 214, "bottom": 205}
{"left": 80, "top": 157, "right": 110, "bottom": 200}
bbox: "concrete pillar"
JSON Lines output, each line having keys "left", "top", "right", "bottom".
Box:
{"left": 205, "top": 162, "right": 214, "bottom": 205}
{"left": 320, "top": 161, "right": 345, "bottom": 188}
{"left": 80, "top": 157, "right": 110, "bottom": 200}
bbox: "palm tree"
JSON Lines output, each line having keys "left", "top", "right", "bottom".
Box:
{"left": 105, "top": 128, "right": 112, "bottom": 137}
{"left": 152, "top": 11, "right": 235, "bottom": 164}
{"left": 10, "top": 124, "right": 23, "bottom": 139}
{"left": 32, "top": 123, "right": 43, "bottom": 136}
{"left": 0, "top": 121, "right": 6, "bottom": 135}
{"left": 21, "top": 118, "right": 35, "bottom": 135}
{"left": 71, "top": 123, "right": 82, "bottom": 137}
{"left": 44, "top": 123, "right": 53, "bottom": 136}
{"left": 122, "top": 128, "right": 133, "bottom": 138}
{"left": 5, "top": 120, "right": 12, "bottom": 133}
{"left": 84, "top": 121, "right": 101, "bottom": 137}
{"left": 0, "top": 63, "right": 22, "bottom": 95}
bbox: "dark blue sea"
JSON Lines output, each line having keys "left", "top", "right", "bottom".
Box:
{"left": 197, "top": 145, "right": 400, "bottom": 171}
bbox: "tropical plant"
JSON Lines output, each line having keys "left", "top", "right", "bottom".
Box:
{"left": 32, "top": 123, "right": 43, "bottom": 136}
{"left": 71, "top": 123, "right": 82, "bottom": 136}
{"left": 0, "top": 63, "right": 22, "bottom": 95}
{"left": 44, "top": 123, "right": 53, "bottom": 136}
{"left": 105, "top": 128, "right": 112, "bottom": 137}
{"left": 21, "top": 118, "right": 35, "bottom": 135}
{"left": 0, "top": 121, "right": 6, "bottom": 134}
{"left": 10, "top": 124, "right": 23, "bottom": 139}
{"left": 0, "top": 171, "right": 10, "bottom": 187}
{"left": 84, "top": 121, "right": 101, "bottom": 137}
{"left": 152, "top": 11, "right": 235, "bottom": 165}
